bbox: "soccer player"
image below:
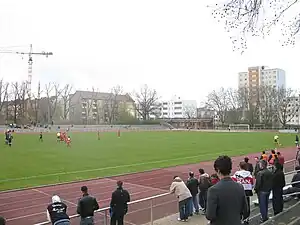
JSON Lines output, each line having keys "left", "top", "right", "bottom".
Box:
{"left": 56, "top": 132, "right": 61, "bottom": 142}
{"left": 274, "top": 135, "right": 280, "bottom": 149}
{"left": 296, "top": 135, "right": 299, "bottom": 147}
{"left": 7, "top": 130, "right": 13, "bottom": 147}
{"left": 39, "top": 132, "right": 43, "bottom": 142}
{"left": 60, "top": 132, "right": 65, "bottom": 142}
{"left": 97, "top": 131, "right": 100, "bottom": 140}
{"left": 4, "top": 129, "right": 9, "bottom": 145}
{"left": 66, "top": 136, "right": 71, "bottom": 147}
{"left": 117, "top": 129, "right": 120, "bottom": 138}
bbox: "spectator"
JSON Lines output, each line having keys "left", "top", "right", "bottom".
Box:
{"left": 170, "top": 176, "right": 192, "bottom": 222}
{"left": 254, "top": 160, "right": 273, "bottom": 223}
{"left": 272, "top": 162, "right": 285, "bottom": 215}
{"left": 198, "top": 169, "right": 211, "bottom": 213}
{"left": 277, "top": 152, "right": 285, "bottom": 167}
{"left": 46, "top": 195, "right": 70, "bottom": 225}
{"left": 110, "top": 181, "right": 130, "bottom": 225}
{"left": 210, "top": 173, "right": 220, "bottom": 185}
{"left": 231, "top": 161, "right": 254, "bottom": 224}
{"left": 0, "top": 216, "right": 5, "bottom": 225}
{"left": 77, "top": 186, "right": 100, "bottom": 225}
{"left": 254, "top": 157, "right": 261, "bottom": 178}
{"left": 261, "top": 151, "right": 268, "bottom": 161}
{"left": 244, "top": 157, "right": 253, "bottom": 175}
{"left": 186, "top": 171, "right": 199, "bottom": 215}
{"left": 283, "top": 166, "right": 300, "bottom": 199}
{"left": 268, "top": 150, "right": 277, "bottom": 165}
{"left": 206, "top": 156, "right": 248, "bottom": 225}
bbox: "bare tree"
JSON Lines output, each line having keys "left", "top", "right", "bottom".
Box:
{"left": 80, "top": 87, "right": 98, "bottom": 125}
{"left": 61, "top": 84, "right": 73, "bottom": 120}
{"left": 275, "top": 88, "right": 300, "bottom": 127}
{"left": 0, "top": 79, "right": 9, "bottom": 113}
{"left": 10, "top": 82, "right": 22, "bottom": 123}
{"left": 44, "top": 82, "right": 63, "bottom": 123}
{"left": 238, "top": 87, "right": 260, "bottom": 127}
{"left": 134, "top": 84, "right": 160, "bottom": 120}
{"left": 206, "top": 88, "right": 229, "bottom": 125}
{"left": 183, "top": 104, "right": 197, "bottom": 119}
{"left": 104, "top": 85, "right": 123, "bottom": 123}
{"left": 211, "top": 0, "right": 300, "bottom": 52}
{"left": 259, "top": 85, "right": 277, "bottom": 126}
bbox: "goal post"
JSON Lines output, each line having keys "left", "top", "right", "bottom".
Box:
{"left": 229, "top": 124, "right": 250, "bottom": 132}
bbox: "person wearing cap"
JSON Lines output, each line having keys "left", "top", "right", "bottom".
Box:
{"left": 110, "top": 181, "right": 130, "bottom": 225}
{"left": 46, "top": 195, "right": 70, "bottom": 225}
{"left": 77, "top": 186, "right": 100, "bottom": 225}
{"left": 186, "top": 171, "right": 199, "bottom": 215}
{"left": 170, "top": 176, "right": 192, "bottom": 222}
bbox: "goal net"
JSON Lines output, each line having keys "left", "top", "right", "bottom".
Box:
{"left": 229, "top": 124, "right": 250, "bottom": 132}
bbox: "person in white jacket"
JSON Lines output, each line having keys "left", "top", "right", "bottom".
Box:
{"left": 170, "top": 176, "right": 192, "bottom": 222}
{"left": 231, "top": 162, "right": 254, "bottom": 224}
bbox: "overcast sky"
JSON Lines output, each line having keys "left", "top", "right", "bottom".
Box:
{"left": 0, "top": 0, "right": 299, "bottom": 105}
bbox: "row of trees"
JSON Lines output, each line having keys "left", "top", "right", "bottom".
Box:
{"left": 205, "top": 86, "right": 300, "bottom": 127}
{"left": 0, "top": 78, "right": 165, "bottom": 125}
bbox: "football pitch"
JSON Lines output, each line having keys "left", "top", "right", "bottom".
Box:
{"left": 0, "top": 130, "right": 295, "bottom": 191}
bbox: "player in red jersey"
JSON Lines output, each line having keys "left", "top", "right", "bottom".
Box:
{"left": 117, "top": 129, "right": 120, "bottom": 138}
{"left": 66, "top": 136, "right": 71, "bottom": 147}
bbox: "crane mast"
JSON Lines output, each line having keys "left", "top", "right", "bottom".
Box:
{"left": 0, "top": 44, "right": 53, "bottom": 96}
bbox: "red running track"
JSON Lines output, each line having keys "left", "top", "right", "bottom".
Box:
{"left": 0, "top": 147, "right": 297, "bottom": 225}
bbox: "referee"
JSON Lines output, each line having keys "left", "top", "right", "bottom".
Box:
{"left": 77, "top": 186, "right": 100, "bottom": 225}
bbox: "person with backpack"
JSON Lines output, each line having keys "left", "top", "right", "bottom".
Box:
{"left": 186, "top": 172, "right": 200, "bottom": 215}
{"left": 198, "top": 168, "right": 211, "bottom": 213}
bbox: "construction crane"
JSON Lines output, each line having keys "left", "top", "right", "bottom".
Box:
{"left": 0, "top": 44, "right": 53, "bottom": 95}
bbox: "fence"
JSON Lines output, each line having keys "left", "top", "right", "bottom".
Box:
{"left": 34, "top": 159, "right": 298, "bottom": 225}
{"left": 34, "top": 192, "right": 173, "bottom": 225}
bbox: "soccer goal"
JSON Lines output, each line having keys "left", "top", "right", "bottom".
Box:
{"left": 229, "top": 124, "right": 250, "bottom": 132}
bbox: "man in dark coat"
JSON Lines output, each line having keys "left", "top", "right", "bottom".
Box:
{"left": 244, "top": 157, "right": 254, "bottom": 175}
{"left": 206, "top": 155, "right": 248, "bottom": 225}
{"left": 272, "top": 163, "right": 285, "bottom": 215}
{"left": 110, "top": 181, "right": 130, "bottom": 225}
{"left": 186, "top": 171, "right": 199, "bottom": 215}
{"left": 0, "top": 216, "right": 6, "bottom": 225}
{"left": 77, "top": 186, "right": 100, "bottom": 225}
{"left": 254, "top": 160, "right": 273, "bottom": 223}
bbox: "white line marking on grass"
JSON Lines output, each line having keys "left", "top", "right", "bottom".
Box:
{"left": 33, "top": 189, "right": 77, "bottom": 206}
{"left": 0, "top": 151, "right": 229, "bottom": 183}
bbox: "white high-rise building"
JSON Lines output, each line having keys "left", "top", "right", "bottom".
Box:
{"left": 160, "top": 96, "right": 197, "bottom": 119}
{"left": 238, "top": 66, "right": 286, "bottom": 90}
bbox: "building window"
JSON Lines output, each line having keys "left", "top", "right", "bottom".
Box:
{"left": 174, "top": 102, "right": 182, "bottom": 104}
{"left": 174, "top": 107, "right": 182, "bottom": 110}
{"left": 163, "top": 112, "right": 167, "bottom": 115}
{"left": 163, "top": 102, "right": 167, "bottom": 105}
{"left": 163, "top": 107, "right": 167, "bottom": 110}
{"left": 174, "top": 112, "right": 182, "bottom": 115}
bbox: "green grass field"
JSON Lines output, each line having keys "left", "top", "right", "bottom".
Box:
{"left": 0, "top": 131, "right": 295, "bottom": 191}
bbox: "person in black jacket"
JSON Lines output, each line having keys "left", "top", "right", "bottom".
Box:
{"left": 272, "top": 163, "right": 285, "bottom": 215}
{"left": 254, "top": 157, "right": 261, "bottom": 178}
{"left": 77, "top": 186, "right": 100, "bottom": 225}
{"left": 206, "top": 156, "right": 248, "bottom": 225}
{"left": 254, "top": 160, "right": 273, "bottom": 223}
{"left": 186, "top": 171, "right": 199, "bottom": 215}
{"left": 110, "top": 181, "right": 130, "bottom": 225}
{"left": 0, "top": 216, "right": 6, "bottom": 225}
{"left": 244, "top": 157, "right": 254, "bottom": 175}
{"left": 283, "top": 166, "right": 300, "bottom": 199}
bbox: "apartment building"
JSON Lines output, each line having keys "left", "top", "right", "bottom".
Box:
{"left": 69, "top": 90, "right": 135, "bottom": 124}
{"left": 238, "top": 66, "right": 286, "bottom": 91}
{"left": 160, "top": 96, "right": 197, "bottom": 119}
{"left": 286, "top": 95, "right": 300, "bottom": 126}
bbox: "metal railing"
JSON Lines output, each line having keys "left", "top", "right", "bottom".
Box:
{"left": 34, "top": 159, "right": 299, "bottom": 225}
{"left": 34, "top": 192, "right": 170, "bottom": 225}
